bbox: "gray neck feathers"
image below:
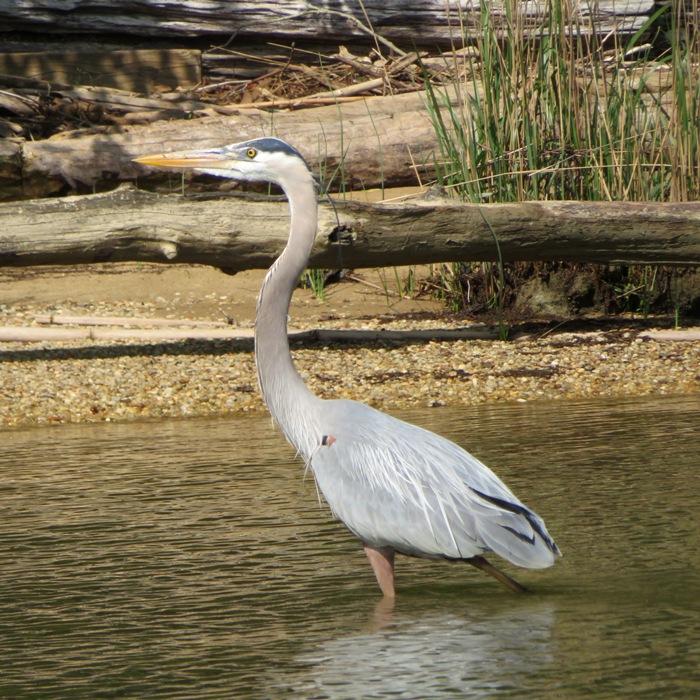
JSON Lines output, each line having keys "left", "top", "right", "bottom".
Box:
{"left": 254, "top": 172, "right": 322, "bottom": 459}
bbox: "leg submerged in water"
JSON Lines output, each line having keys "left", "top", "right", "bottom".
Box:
{"left": 466, "top": 555, "right": 531, "bottom": 593}
{"left": 364, "top": 547, "right": 529, "bottom": 597}
{"left": 364, "top": 544, "right": 396, "bottom": 598}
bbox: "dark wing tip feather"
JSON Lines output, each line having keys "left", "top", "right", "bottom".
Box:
{"left": 470, "top": 488, "right": 560, "bottom": 556}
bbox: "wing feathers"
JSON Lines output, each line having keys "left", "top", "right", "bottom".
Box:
{"left": 309, "top": 399, "right": 561, "bottom": 570}
{"left": 470, "top": 487, "right": 561, "bottom": 558}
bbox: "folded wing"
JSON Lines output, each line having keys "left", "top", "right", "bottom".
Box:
{"left": 309, "top": 399, "right": 561, "bottom": 569}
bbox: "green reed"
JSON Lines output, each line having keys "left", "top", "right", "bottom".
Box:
{"left": 422, "top": 0, "right": 699, "bottom": 316}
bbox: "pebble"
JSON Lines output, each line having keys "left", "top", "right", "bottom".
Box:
{"left": 1, "top": 307, "right": 699, "bottom": 428}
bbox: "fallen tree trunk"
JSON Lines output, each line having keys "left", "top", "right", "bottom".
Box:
{"left": 6, "top": 61, "right": 680, "bottom": 200}
{"left": 0, "top": 325, "right": 499, "bottom": 343}
{"left": 0, "top": 0, "right": 653, "bottom": 43}
{"left": 34, "top": 314, "right": 230, "bottom": 328}
{"left": 2, "top": 186, "right": 699, "bottom": 269}
{"left": 1, "top": 322, "right": 697, "bottom": 344}
{"left": 14, "top": 90, "right": 442, "bottom": 199}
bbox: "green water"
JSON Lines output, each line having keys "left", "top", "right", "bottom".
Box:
{"left": 1, "top": 395, "right": 699, "bottom": 699}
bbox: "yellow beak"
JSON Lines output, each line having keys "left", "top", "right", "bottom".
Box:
{"left": 133, "top": 150, "right": 230, "bottom": 169}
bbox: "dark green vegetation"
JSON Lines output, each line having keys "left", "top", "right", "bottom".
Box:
{"left": 422, "top": 0, "right": 700, "bottom": 322}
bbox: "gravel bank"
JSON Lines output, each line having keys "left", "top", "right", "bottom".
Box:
{"left": 1, "top": 265, "right": 698, "bottom": 428}
{"left": 2, "top": 317, "right": 698, "bottom": 428}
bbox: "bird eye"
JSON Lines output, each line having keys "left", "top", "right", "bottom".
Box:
{"left": 246, "top": 148, "right": 257, "bottom": 158}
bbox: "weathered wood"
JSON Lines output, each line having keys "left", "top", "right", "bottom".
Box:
{"left": 0, "top": 326, "right": 254, "bottom": 342}
{"left": 0, "top": 325, "right": 500, "bottom": 343}
{"left": 1, "top": 186, "right": 699, "bottom": 270}
{"left": 35, "top": 314, "right": 230, "bottom": 328}
{"left": 50, "top": 85, "right": 208, "bottom": 112}
{"left": 639, "top": 329, "right": 700, "bottom": 341}
{"left": 3, "top": 55, "right": 679, "bottom": 200}
{"left": 3, "top": 322, "right": 698, "bottom": 344}
{"left": 15, "top": 89, "right": 445, "bottom": 198}
{"left": 0, "top": 89, "right": 39, "bottom": 116}
{"left": 0, "top": 49, "right": 202, "bottom": 92}
{"left": 0, "top": 1, "right": 655, "bottom": 42}
{"left": 0, "top": 138, "right": 22, "bottom": 199}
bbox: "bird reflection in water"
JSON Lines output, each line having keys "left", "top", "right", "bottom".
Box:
{"left": 276, "top": 600, "right": 557, "bottom": 699}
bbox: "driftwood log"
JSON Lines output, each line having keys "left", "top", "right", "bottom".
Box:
{"left": 0, "top": 1, "right": 655, "bottom": 43}
{"left": 0, "top": 323, "right": 500, "bottom": 343}
{"left": 2, "top": 186, "right": 699, "bottom": 270}
{"left": 7, "top": 89, "right": 448, "bottom": 199}
{"left": 4, "top": 58, "right": 679, "bottom": 201}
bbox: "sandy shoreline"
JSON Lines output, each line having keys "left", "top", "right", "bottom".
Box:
{"left": 1, "top": 264, "right": 699, "bottom": 428}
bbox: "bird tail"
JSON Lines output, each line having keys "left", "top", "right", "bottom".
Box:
{"left": 469, "top": 488, "right": 561, "bottom": 568}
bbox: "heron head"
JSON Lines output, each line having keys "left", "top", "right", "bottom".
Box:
{"left": 134, "top": 137, "right": 311, "bottom": 186}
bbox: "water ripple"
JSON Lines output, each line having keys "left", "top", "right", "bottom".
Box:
{"left": 1, "top": 396, "right": 699, "bottom": 698}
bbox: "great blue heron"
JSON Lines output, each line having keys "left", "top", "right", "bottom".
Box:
{"left": 134, "top": 137, "right": 561, "bottom": 598}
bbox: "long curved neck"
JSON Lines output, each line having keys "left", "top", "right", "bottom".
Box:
{"left": 255, "top": 174, "right": 322, "bottom": 458}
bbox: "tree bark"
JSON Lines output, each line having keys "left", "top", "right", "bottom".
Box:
{"left": 2, "top": 186, "right": 699, "bottom": 270}
{"left": 0, "top": 324, "right": 499, "bottom": 343}
{"left": 14, "top": 89, "right": 446, "bottom": 199}
{"left": 3, "top": 66, "right": 679, "bottom": 200}
{"left": 0, "top": 1, "right": 654, "bottom": 43}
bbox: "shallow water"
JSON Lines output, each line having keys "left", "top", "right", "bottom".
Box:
{"left": 1, "top": 395, "right": 699, "bottom": 699}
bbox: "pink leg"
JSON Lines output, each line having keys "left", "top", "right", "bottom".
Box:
{"left": 364, "top": 544, "right": 396, "bottom": 598}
